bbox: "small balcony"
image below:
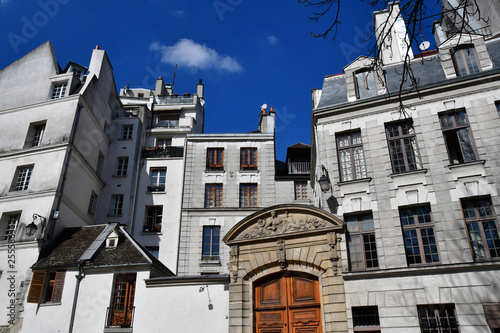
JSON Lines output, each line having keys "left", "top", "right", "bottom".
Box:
{"left": 288, "top": 162, "right": 310, "bottom": 174}
{"left": 105, "top": 306, "right": 135, "bottom": 329}
{"left": 142, "top": 146, "right": 184, "bottom": 158}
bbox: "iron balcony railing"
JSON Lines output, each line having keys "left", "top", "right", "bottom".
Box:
{"left": 147, "top": 184, "right": 165, "bottom": 192}
{"left": 142, "top": 146, "right": 184, "bottom": 158}
{"left": 153, "top": 119, "right": 180, "bottom": 128}
{"left": 288, "top": 162, "right": 311, "bottom": 174}
{"left": 105, "top": 306, "right": 135, "bottom": 328}
{"left": 155, "top": 95, "right": 194, "bottom": 105}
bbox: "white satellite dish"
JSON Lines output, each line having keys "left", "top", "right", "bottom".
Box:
{"left": 419, "top": 41, "right": 431, "bottom": 51}
{"left": 261, "top": 104, "right": 268, "bottom": 111}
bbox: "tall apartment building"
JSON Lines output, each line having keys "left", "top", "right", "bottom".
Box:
{"left": 311, "top": 2, "right": 500, "bottom": 332}
{"left": 0, "top": 42, "right": 120, "bottom": 330}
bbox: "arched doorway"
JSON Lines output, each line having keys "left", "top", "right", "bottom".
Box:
{"left": 254, "top": 271, "right": 322, "bottom": 333}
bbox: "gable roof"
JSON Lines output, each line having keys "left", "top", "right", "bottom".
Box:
{"left": 33, "top": 224, "right": 173, "bottom": 276}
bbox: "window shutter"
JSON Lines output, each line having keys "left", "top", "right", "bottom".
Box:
{"left": 27, "top": 271, "right": 46, "bottom": 303}
{"left": 50, "top": 271, "right": 66, "bottom": 303}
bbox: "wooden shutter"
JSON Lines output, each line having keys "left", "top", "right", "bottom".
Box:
{"left": 27, "top": 271, "right": 46, "bottom": 303}
{"left": 50, "top": 271, "right": 66, "bottom": 303}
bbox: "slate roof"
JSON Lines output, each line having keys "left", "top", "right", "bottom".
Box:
{"left": 33, "top": 224, "right": 172, "bottom": 276}
{"left": 315, "top": 37, "right": 500, "bottom": 110}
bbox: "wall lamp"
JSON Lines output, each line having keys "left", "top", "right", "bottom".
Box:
{"left": 26, "top": 213, "right": 47, "bottom": 236}
{"left": 318, "top": 165, "right": 332, "bottom": 193}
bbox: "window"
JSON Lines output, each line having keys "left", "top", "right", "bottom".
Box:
{"left": 110, "top": 195, "right": 123, "bottom": 216}
{"left": 461, "top": 197, "right": 500, "bottom": 260}
{"left": 207, "top": 148, "right": 224, "bottom": 170}
{"left": 240, "top": 148, "right": 257, "bottom": 170}
{"left": 417, "top": 304, "right": 459, "bottom": 332}
{"left": 439, "top": 110, "right": 478, "bottom": 164}
{"left": 294, "top": 181, "right": 308, "bottom": 200}
{"left": 496, "top": 101, "right": 500, "bottom": 117}
{"left": 27, "top": 270, "right": 66, "bottom": 304}
{"left": 483, "top": 304, "right": 500, "bottom": 332}
{"left": 156, "top": 138, "right": 172, "bottom": 148}
{"left": 453, "top": 45, "right": 480, "bottom": 76}
{"left": 399, "top": 205, "right": 440, "bottom": 265}
{"left": 354, "top": 70, "right": 377, "bottom": 99}
{"left": 352, "top": 306, "right": 381, "bottom": 332}
{"left": 155, "top": 114, "right": 179, "bottom": 128}
{"left": 345, "top": 213, "right": 378, "bottom": 270}
{"left": 25, "top": 122, "right": 46, "bottom": 148}
{"left": 1, "top": 213, "right": 20, "bottom": 241}
{"left": 32, "top": 124, "right": 45, "bottom": 147}
{"left": 337, "top": 131, "right": 367, "bottom": 182}
{"left": 143, "top": 206, "right": 162, "bottom": 232}
{"left": 115, "top": 157, "right": 128, "bottom": 176}
{"left": 107, "top": 274, "right": 136, "bottom": 328}
{"left": 205, "top": 184, "right": 223, "bottom": 208}
{"left": 148, "top": 168, "right": 166, "bottom": 192}
{"left": 51, "top": 83, "right": 67, "bottom": 99}
{"left": 385, "top": 120, "right": 422, "bottom": 173}
{"left": 12, "top": 165, "right": 33, "bottom": 191}
{"left": 240, "top": 183, "right": 258, "bottom": 208}
{"left": 202, "top": 226, "right": 220, "bottom": 260}
{"left": 87, "top": 192, "right": 97, "bottom": 216}
{"left": 121, "top": 125, "right": 133, "bottom": 140}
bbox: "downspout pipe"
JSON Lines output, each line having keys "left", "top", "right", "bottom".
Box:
{"left": 68, "top": 261, "right": 86, "bottom": 333}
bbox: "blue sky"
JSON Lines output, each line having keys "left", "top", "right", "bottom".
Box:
{"left": 0, "top": 0, "right": 439, "bottom": 160}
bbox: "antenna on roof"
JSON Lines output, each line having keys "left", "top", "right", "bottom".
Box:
{"left": 172, "top": 64, "right": 178, "bottom": 92}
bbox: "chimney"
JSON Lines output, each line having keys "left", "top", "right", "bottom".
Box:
{"left": 154, "top": 76, "right": 166, "bottom": 96}
{"left": 374, "top": 2, "right": 414, "bottom": 65}
{"left": 259, "top": 106, "right": 275, "bottom": 134}
{"left": 197, "top": 79, "right": 204, "bottom": 98}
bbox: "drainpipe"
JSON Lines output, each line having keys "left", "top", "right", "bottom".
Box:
{"left": 68, "top": 261, "right": 86, "bottom": 333}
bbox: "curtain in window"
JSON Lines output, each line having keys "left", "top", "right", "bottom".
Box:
{"left": 457, "top": 128, "right": 477, "bottom": 163}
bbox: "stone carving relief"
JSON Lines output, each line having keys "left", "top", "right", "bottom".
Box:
{"left": 277, "top": 239, "right": 287, "bottom": 270}
{"left": 237, "top": 210, "right": 328, "bottom": 240}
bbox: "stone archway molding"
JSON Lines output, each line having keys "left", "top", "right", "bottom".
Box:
{"left": 223, "top": 204, "right": 344, "bottom": 244}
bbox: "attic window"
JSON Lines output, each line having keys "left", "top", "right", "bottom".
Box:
{"left": 354, "top": 70, "right": 377, "bottom": 99}
{"left": 453, "top": 45, "right": 480, "bottom": 76}
{"left": 52, "top": 83, "right": 67, "bottom": 99}
{"left": 106, "top": 232, "right": 119, "bottom": 248}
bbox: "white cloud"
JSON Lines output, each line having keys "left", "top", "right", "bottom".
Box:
{"left": 173, "top": 9, "right": 185, "bottom": 17}
{"left": 267, "top": 35, "right": 279, "bottom": 45}
{"left": 150, "top": 39, "right": 243, "bottom": 73}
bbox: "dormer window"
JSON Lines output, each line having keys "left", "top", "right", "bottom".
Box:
{"left": 52, "top": 83, "right": 67, "bottom": 99}
{"left": 354, "top": 70, "right": 377, "bottom": 99}
{"left": 344, "top": 56, "right": 385, "bottom": 102}
{"left": 106, "top": 231, "right": 119, "bottom": 248}
{"left": 452, "top": 45, "right": 480, "bottom": 76}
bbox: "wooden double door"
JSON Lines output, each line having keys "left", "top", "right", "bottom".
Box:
{"left": 254, "top": 272, "right": 322, "bottom": 333}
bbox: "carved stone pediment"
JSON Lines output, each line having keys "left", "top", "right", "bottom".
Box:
{"left": 237, "top": 211, "right": 327, "bottom": 240}
{"left": 223, "top": 204, "right": 343, "bottom": 244}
